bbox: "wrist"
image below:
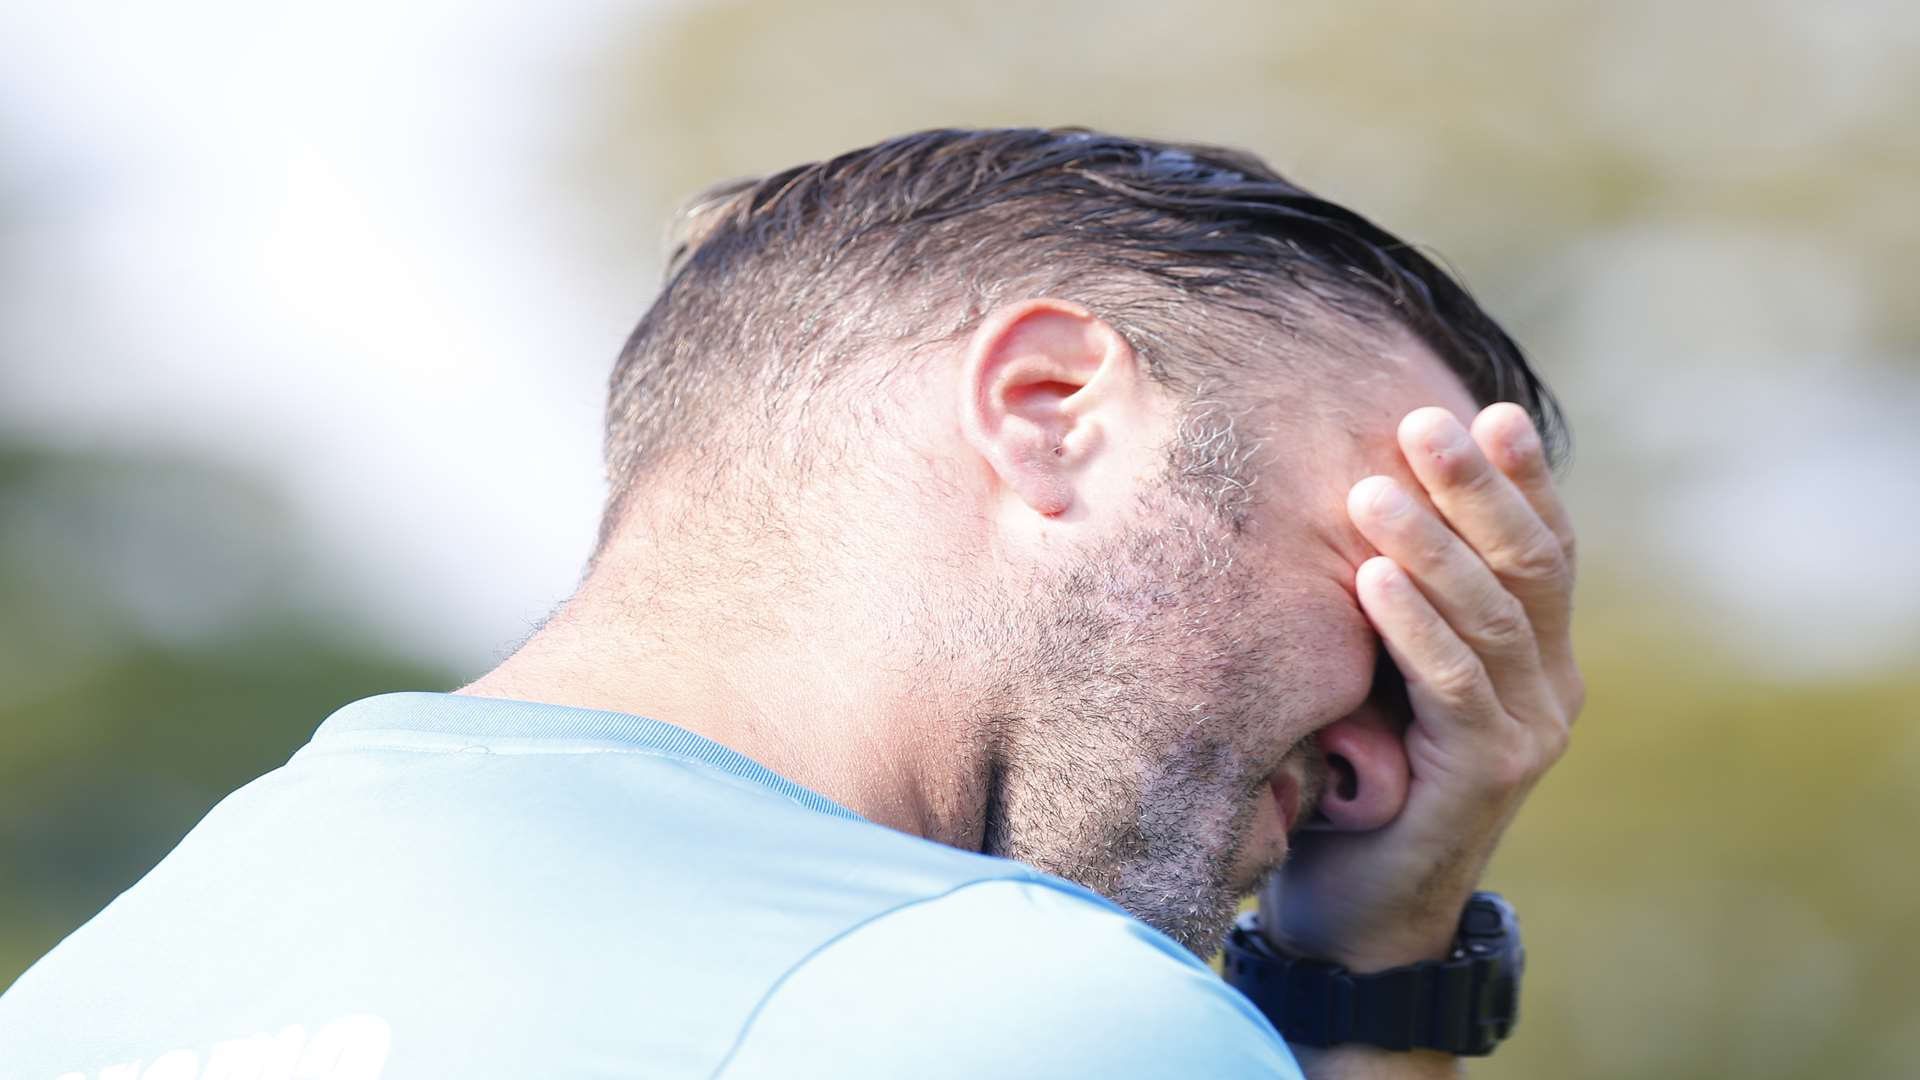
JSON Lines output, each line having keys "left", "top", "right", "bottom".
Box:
{"left": 1261, "top": 913, "right": 1460, "bottom": 975}
{"left": 1292, "top": 1044, "right": 1464, "bottom": 1080}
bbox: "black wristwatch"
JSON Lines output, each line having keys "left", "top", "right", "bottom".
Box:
{"left": 1221, "top": 892, "right": 1524, "bottom": 1057}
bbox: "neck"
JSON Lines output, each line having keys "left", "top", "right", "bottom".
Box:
{"left": 459, "top": 572, "right": 993, "bottom": 851}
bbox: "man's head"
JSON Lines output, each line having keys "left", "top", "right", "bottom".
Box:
{"left": 592, "top": 128, "right": 1561, "bottom": 952}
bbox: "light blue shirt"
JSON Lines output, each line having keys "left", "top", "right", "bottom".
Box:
{"left": 0, "top": 693, "right": 1303, "bottom": 1078}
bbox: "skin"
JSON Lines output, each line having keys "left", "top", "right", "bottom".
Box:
{"left": 465, "top": 298, "right": 1582, "bottom": 1078}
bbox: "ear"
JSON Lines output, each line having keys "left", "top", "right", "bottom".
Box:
{"left": 1309, "top": 702, "right": 1410, "bottom": 832}
{"left": 957, "top": 299, "right": 1157, "bottom": 521}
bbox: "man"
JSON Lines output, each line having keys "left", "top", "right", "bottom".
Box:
{"left": 0, "top": 128, "right": 1582, "bottom": 1078}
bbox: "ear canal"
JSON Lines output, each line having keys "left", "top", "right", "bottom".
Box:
{"left": 1311, "top": 708, "right": 1410, "bottom": 832}
{"left": 1327, "top": 753, "right": 1359, "bottom": 802}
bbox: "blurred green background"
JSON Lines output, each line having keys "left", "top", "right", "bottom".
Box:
{"left": 2, "top": 2, "right": 1917, "bottom": 1076}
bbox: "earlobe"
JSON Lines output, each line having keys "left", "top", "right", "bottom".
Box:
{"left": 957, "top": 299, "right": 1138, "bottom": 519}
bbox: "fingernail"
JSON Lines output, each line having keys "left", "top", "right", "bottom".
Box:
{"left": 1366, "top": 477, "right": 1412, "bottom": 518}
{"left": 1507, "top": 422, "right": 1540, "bottom": 459}
{"left": 1364, "top": 556, "right": 1406, "bottom": 590}
{"left": 1425, "top": 414, "right": 1469, "bottom": 454}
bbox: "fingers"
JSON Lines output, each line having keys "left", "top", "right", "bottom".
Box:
{"left": 1357, "top": 555, "right": 1568, "bottom": 790}
{"left": 1462, "top": 405, "right": 1582, "bottom": 715}
{"left": 1347, "top": 476, "right": 1554, "bottom": 721}
{"left": 1354, "top": 556, "right": 1502, "bottom": 729}
{"left": 1353, "top": 557, "right": 1526, "bottom": 799}
{"left": 1397, "top": 407, "right": 1575, "bottom": 650}
{"left": 1471, "top": 403, "right": 1576, "bottom": 566}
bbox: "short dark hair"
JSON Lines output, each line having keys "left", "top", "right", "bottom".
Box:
{"left": 603, "top": 127, "right": 1562, "bottom": 530}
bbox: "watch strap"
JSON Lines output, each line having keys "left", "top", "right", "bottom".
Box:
{"left": 1221, "top": 893, "right": 1520, "bottom": 1056}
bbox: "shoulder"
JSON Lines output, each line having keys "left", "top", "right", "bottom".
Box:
{"left": 714, "top": 877, "right": 1301, "bottom": 1079}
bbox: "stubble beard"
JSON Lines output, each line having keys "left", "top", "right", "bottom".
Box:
{"left": 973, "top": 491, "right": 1319, "bottom": 955}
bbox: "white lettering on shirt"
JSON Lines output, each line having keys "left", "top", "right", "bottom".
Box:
{"left": 141, "top": 1051, "right": 199, "bottom": 1080}
{"left": 53, "top": 1014, "right": 390, "bottom": 1080}
{"left": 200, "top": 1025, "right": 307, "bottom": 1080}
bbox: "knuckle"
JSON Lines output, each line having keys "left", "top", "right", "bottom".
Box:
{"left": 1428, "top": 653, "right": 1489, "bottom": 701}
{"left": 1496, "top": 536, "right": 1568, "bottom": 585}
{"left": 1485, "top": 745, "right": 1536, "bottom": 789}
{"left": 1475, "top": 596, "right": 1534, "bottom": 653}
{"left": 1415, "top": 533, "right": 1457, "bottom": 567}
{"left": 1564, "top": 670, "right": 1589, "bottom": 718}
{"left": 1544, "top": 723, "right": 1572, "bottom": 763}
{"left": 1453, "top": 457, "right": 1502, "bottom": 495}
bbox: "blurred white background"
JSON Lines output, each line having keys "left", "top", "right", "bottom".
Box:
{"left": 3, "top": 2, "right": 1915, "bottom": 675}
{"left": 1, "top": 3, "right": 633, "bottom": 660}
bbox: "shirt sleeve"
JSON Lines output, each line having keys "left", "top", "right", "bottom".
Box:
{"left": 712, "top": 877, "right": 1304, "bottom": 1079}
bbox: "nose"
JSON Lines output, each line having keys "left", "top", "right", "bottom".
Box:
{"left": 1309, "top": 701, "right": 1410, "bottom": 831}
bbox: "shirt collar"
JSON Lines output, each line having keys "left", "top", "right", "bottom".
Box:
{"left": 311, "top": 692, "right": 865, "bottom": 824}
